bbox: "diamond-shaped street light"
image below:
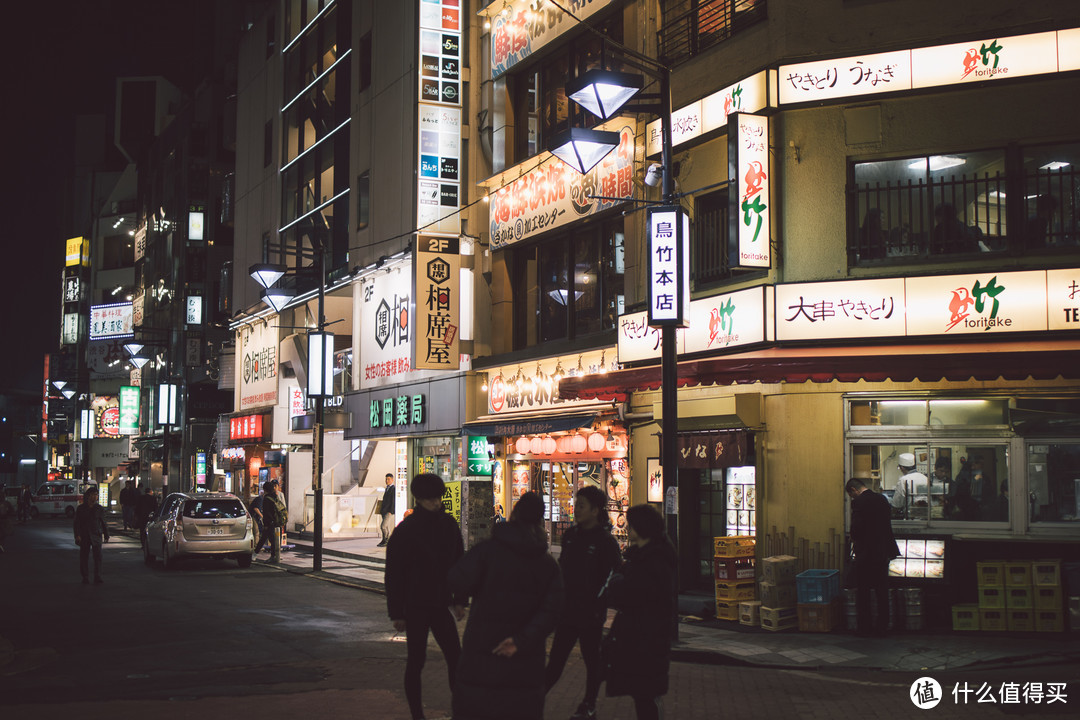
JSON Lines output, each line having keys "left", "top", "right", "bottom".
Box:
{"left": 566, "top": 69, "right": 644, "bottom": 121}
{"left": 548, "top": 127, "right": 622, "bottom": 175}
{"left": 262, "top": 286, "right": 296, "bottom": 313}
{"left": 249, "top": 263, "right": 287, "bottom": 289}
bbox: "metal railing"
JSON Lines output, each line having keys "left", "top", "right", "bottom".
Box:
{"left": 659, "top": 0, "right": 767, "bottom": 66}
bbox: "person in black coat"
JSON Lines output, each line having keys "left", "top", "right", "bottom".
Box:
{"left": 448, "top": 491, "right": 563, "bottom": 720}
{"left": 545, "top": 485, "right": 622, "bottom": 720}
{"left": 603, "top": 504, "right": 676, "bottom": 720}
{"left": 846, "top": 477, "right": 901, "bottom": 637}
{"left": 73, "top": 488, "right": 110, "bottom": 584}
{"left": 384, "top": 473, "right": 464, "bottom": 720}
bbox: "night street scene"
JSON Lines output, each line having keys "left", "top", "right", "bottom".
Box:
{"left": 3, "top": 1, "right": 1080, "bottom": 718}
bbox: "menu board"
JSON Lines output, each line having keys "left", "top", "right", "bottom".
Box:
{"left": 888, "top": 538, "right": 946, "bottom": 579}
{"left": 725, "top": 466, "right": 756, "bottom": 536}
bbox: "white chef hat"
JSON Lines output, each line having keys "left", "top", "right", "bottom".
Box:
{"left": 898, "top": 452, "right": 916, "bottom": 469}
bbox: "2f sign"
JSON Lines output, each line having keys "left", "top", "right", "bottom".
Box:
{"left": 425, "top": 236, "right": 451, "bottom": 252}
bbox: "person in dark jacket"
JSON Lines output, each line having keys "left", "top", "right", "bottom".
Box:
{"left": 118, "top": 480, "right": 136, "bottom": 530}
{"left": 545, "top": 485, "right": 622, "bottom": 720}
{"left": 17, "top": 483, "right": 34, "bottom": 523}
{"left": 73, "top": 488, "right": 110, "bottom": 584}
{"left": 846, "top": 477, "right": 901, "bottom": 637}
{"left": 385, "top": 473, "right": 464, "bottom": 720}
{"left": 449, "top": 491, "right": 563, "bottom": 720}
{"left": 378, "top": 472, "right": 396, "bottom": 547}
{"left": 603, "top": 504, "right": 676, "bottom": 720}
{"left": 134, "top": 485, "right": 157, "bottom": 530}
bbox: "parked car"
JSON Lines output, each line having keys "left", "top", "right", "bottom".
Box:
{"left": 32, "top": 481, "right": 89, "bottom": 518}
{"left": 142, "top": 492, "right": 254, "bottom": 569}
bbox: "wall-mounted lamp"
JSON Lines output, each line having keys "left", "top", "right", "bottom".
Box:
{"left": 307, "top": 332, "right": 334, "bottom": 398}
{"left": 157, "top": 384, "right": 178, "bottom": 426}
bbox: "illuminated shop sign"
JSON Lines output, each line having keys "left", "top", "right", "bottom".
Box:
{"left": 369, "top": 394, "right": 426, "bottom": 430}
{"left": 237, "top": 321, "right": 277, "bottom": 410}
{"left": 488, "top": 0, "right": 612, "bottom": 79}
{"left": 118, "top": 385, "right": 140, "bottom": 435}
{"left": 89, "top": 303, "right": 134, "bottom": 340}
{"left": 647, "top": 206, "right": 689, "bottom": 327}
{"left": 229, "top": 414, "right": 267, "bottom": 442}
{"left": 418, "top": 1, "right": 461, "bottom": 235}
{"left": 646, "top": 71, "right": 769, "bottom": 155}
{"left": 360, "top": 263, "right": 413, "bottom": 389}
{"left": 730, "top": 113, "right": 770, "bottom": 269}
{"left": 91, "top": 395, "right": 121, "bottom": 439}
{"left": 414, "top": 235, "right": 460, "bottom": 370}
{"left": 65, "top": 236, "right": 89, "bottom": 267}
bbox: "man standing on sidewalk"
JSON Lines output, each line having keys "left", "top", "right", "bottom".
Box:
{"left": 118, "top": 480, "right": 136, "bottom": 530}
{"left": 378, "top": 473, "right": 396, "bottom": 547}
{"left": 73, "top": 488, "right": 109, "bottom": 584}
{"left": 846, "top": 477, "right": 900, "bottom": 636}
{"left": 261, "top": 480, "right": 288, "bottom": 563}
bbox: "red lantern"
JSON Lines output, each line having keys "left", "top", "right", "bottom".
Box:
{"left": 587, "top": 432, "right": 606, "bottom": 452}
{"left": 556, "top": 435, "right": 571, "bottom": 454}
{"left": 542, "top": 436, "right": 557, "bottom": 455}
{"left": 530, "top": 436, "right": 544, "bottom": 454}
{"left": 571, "top": 434, "right": 587, "bottom": 453}
{"left": 515, "top": 437, "right": 531, "bottom": 455}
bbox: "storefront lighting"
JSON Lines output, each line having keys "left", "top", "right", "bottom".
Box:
{"left": 548, "top": 127, "right": 622, "bottom": 175}
{"left": 542, "top": 436, "right": 557, "bottom": 455}
{"left": 530, "top": 437, "right": 544, "bottom": 454}
{"left": 566, "top": 69, "right": 644, "bottom": 121}
{"left": 79, "top": 408, "right": 93, "bottom": 440}
{"left": 307, "top": 331, "right": 335, "bottom": 398}
{"left": 587, "top": 432, "right": 606, "bottom": 452}
{"left": 599, "top": 351, "right": 608, "bottom": 373}
{"left": 123, "top": 342, "right": 144, "bottom": 358}
{"left": 571, "top": 434, "right": 588, "bottom": 453}
{"left": 480, "top": 373, "right": 489, "bottom": 393}
{"left": 1040, "top": 161, "right": 1070, "bottom": 171}
{"left": 249, "top": 263, "right": 287, "bottom": 289}
{"left": 516, "top": 437, "right": 531, "bottom": 454}
{"left": 157, "top": 384, "right": 178, "bottom": 426}
{"left": 576, "top": 355, "right": 584, "bottom": 375}
{"left": 52, "top": 380, "right": 67, "bottom": 391}
{"left": 130, "top": 356, "right": 151, "bottom": 369}
{"left": 553, "top": 361, "right": 565, "bottom": 382}
{"left": 62, "top": 388, "right": 76, "bottom": 399}
{"left": 262, "top": 286, "right": 295, "bottom": 313}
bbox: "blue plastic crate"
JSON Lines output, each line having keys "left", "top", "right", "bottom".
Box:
{"left": 796, "top": 569, "right": 841, "bottom": 604}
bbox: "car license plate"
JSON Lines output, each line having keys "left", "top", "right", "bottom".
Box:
{"left": 206, "top": 527, "right": 225, "bottom": 536}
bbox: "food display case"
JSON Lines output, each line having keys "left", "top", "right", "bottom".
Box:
{"left": 725, "top": 466, "right": 756, "bottom": 536}
{"left": 889, "top": 537, "right": 946, "bottom": 579}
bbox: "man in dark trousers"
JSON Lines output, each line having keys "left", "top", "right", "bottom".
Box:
{"left": 545, "top": 485, "right": 622, "bottom": 720}
{"left": 118, "top": 479, "right": 136, "bottom": 530}
{"left": 378, "top": 472, "right": 396, "bottom": 547}
{"left": 73, "top": 488, "right": 110, "bottom": 584}
{"left": 384, "top": 473, "right": 464, "bottom": 720}
{"left": 846, "top": 477, "right": 900, "bottom": 637}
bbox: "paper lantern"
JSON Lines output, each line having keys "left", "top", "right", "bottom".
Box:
{"left": 516, "top": 437, "right": 531, "bottom": 455}
{"left": 587, "top": 432, "right": 606, "bottom": 452}
{"left": 556, "top": 435, "right": 571, "bottom": 454}
{"left": 530, "top": 436, "right": 544, "bottom": 454}
{"left": 542, "top": 436, "right": 557, "bottom": 455}
{"left": 571, "top": 434, "right": 587, "bottom": 453}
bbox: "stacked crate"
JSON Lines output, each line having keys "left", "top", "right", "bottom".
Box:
{"left": 1005, "top": 561, "right": 1034, "bottom": 632}
{"left": 796, "top": 569, "right": 842, "bottom": 632}
{"left": 1032, "top": 559, "right": 1064, "bottom": 633}
{"left": 759, "top": 555, "right": 798, "bottom": 631}
{"left": 713, "top": 536, "right": 756, "bottom": 621}
{"left": 976, "top": 560, "right": 1007, "bottom": 632}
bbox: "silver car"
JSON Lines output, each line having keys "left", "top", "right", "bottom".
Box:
{"left": 142, "top": 492, "right": 254, "bottom": 569}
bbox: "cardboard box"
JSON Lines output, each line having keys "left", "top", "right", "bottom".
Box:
{"left": 759, "top": 580, "right": 796, "bottom": 608}
{"left": 761, "top": 555, "right": 799, "bottom": 585}
{"left": 760, "top": 605, "right": 798, "bottom": 632}
{"left": 739, "top": 600, "right": 761, "bottom": 627}
{"left": 797, "top": 598, "right": 843, "bottom": 632}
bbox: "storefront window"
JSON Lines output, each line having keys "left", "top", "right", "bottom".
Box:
{"left": 1027, "top": 442, "right": 1080, "bottom": 523}
{"left": 850, "top": 398, "right": 1008, "bottom": 427}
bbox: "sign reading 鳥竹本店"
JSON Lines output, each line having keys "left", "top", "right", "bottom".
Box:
{"left": 489, "top": 122, "right": 637, "bottom": 249}
{"left": 619, "top": 286, "right": 772, "bottom": 363}
{"left": 90, "top": 303, "right": 134, "bottom": 340}
{"left": 489, "top": 0, "right": 612, "bottom": 79}
{"left": 646, "top": 71, "right": 769, "bottom": 156}
{"left": 360, "top": 262, "right": 414, "bottom": 389}
{"left": 729, "top": 113, "right": 770, "bottom": 269}
{"left": 647, "top": 206, "right": 690, "bottom": 327}
{"left": 418, "top": 0, "right": 461, "bottom": 235}
{"left": 414, "top": 235, "right": 460, "bottom": 370}
{"left": 236, "top": 321, "right": 277, "bottom": 410}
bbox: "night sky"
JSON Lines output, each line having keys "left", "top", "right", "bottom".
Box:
{"left": 1, "top": 0, "right": 220, "bottom": 395}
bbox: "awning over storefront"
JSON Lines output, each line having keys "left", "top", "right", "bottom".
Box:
{"left": 559, "top": 339, "right": 1080, "bottom": 401}
{"left": 462, "top": 409, "right": 602, "bottom": 437}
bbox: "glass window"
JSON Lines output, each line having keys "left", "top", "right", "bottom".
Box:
{"left": 1027, "top": 443, "right": 1080, "bottom": 523}
{"left": 183, "top": 499, "right": 246, "bottom": 519}
{"left": 539, "top": 239, "right": 569, "bottom": 342}
{"left": 692, "top": 188, "right": 731, "bottom": 287}
{"left": 659, "top": 0, "right": 768, "bottom": 67}
{"left": 356, "top": 171, "right": 369, "bottom": 229}
{"left": 1022, "top": 142, "right": 1080, "bottom": 248}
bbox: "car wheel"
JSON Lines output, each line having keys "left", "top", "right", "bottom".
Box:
{"left": 237, "top": 554, "right": 253, "bottom": 569}
{"left": 65, "top": 506, "right": 76, "bottom": 519}
{"left": 142, "top": 538, "right": 155, "bottom": 565}
{"left": 162, "top": 542, "right": 175, "bottom": 571}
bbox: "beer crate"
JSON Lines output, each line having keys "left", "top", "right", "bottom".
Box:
{"left": 951, "top": 604, "right": 980, "bottom": 631}
{"left": 715, "top": 579, "right": 757, "bottom": 602}
{"left": 1032, "top": 559, "right": 1061, "bottom": 587}
{"left": 760, "top": 605, "right": 798, "bottom": 632}
{"left": 1034, "top": 586, "right": 1062, "bottom": 610}
{"left": 976, "top": 586, "right": 1005, "bottom": 609}
{"left": 1005, "top": 561, "right": 1032, "bottom": 587}
{"left": 976, "top": 561, "right": 1005, "bottom": 587}
{"left": 797, "top": 598, "right": 843, "bottom": 633}
{"left": 714, "top": 556, "right": 756, "bottom": 581}
{"left": 714, "top": 536, "right": 755, "bottom": 558}
{"left": 715, "top": 598, "right": 739, "bottom": 621}
{"left": 979, "top": 608, "right": 1007, "bottom": 632}
{"left": 1007, "top": 609, "right": 1034, "bottom": 632}
{"left": 1005, "top": 586, "right": 1032, "bottom": 609}
{"left": 1035, "top": 609, "right": 1064, "bottom": 633}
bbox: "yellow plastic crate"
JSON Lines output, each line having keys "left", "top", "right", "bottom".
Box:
{"left": 1005, "top": 561, "right": 1032, "bottom": 587}
{"left": 979, "top": 608, "right": 1007, "bottom": 632}
{"left": 1005, "top": 587, "right": 1032, "bottom": 609}
{"left": 1034, "top": 586, "right": 1063, "bottom": 610}
{"left": 1007, "top": 609, "right": 1034, "bottom": 632}
{"left": 715, "top": 579, "right": 757, "bottom": 601}
{"left": 952, "top": 604, "right": 980, "bottom": 631}
{"left": 715, "top": 598, "right": 739, "bottom": 621}
{"left": 977, "top": 586, "right": 1005, "bottom": 609}
{"left": 1035, "top": 610, "right": 1064, "bottom": 633}
{"left": 976, "top": 561, "right": 1004, "bottom": 587}
{"left": 1032, "top": 559, "right": 1061, "bottom": 587}
{"left": 714, "top": 535, "right": 755, "bottom": 558}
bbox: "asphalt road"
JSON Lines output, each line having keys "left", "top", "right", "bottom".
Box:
{"left": 0, "top": 519, "right": 1076, "bottom": 720}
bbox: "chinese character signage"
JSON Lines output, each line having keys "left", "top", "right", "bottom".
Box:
{"left": 186, "top": 296, "right": 203, "bottom": 325}
{"left": 489, "top": 122, "right": 637, "bottom": 249}
{"left": 414, "top": 234, "right": 460, "bottom": 370}
{"left": 65, "top": 236, "right": 89, "bottom": 267}
{"left": 489, "top": 0, "right": 612, "bottom": 79}
{"left": 368, "top": 394, "right": 426, "bottom": 430}
{"left": 89, "top": 303, "right": 134, "bottom": 340}
{"left": 236, "top": 321, "right": 278, "bottom": 410}
{"left": 119, "top": 386, "right": 140, "bottom": 435}
{"left": 776, "top": 278, "right": 906, "bottom": 342}
{"left": 466, "top": 436, "right": 492, "bottom": 476}
{"left": 360, "top": 263, "right": 414, "bottom": 389}
{"left": 1048, "top": 268, "right": 1080, "bottom": 330}
{"left": 647, "top": 71, "right": 769, "bottom": 155}
{"left": 195, "top": 451, "right": 207, "bottom": 486}
{"left": 63, "top": 276, "right": 82, "bottom": 303}
{"left": 91, "top": 395, "right": 121, "bottom": 439}
{"left": 188, "top": 206, "right": 205, "bottom": 242}
{"left": 229, "top": 414, "right": 266, "bottom": 442}
{"left": 418, "top": 0, "right": 461, "bottom": 235}
{"left": 730, "top": 113, "right": 770, "bottom": 268}
{"left": 62, "top": 313, "right": 82, "bottom": 345}
{"left": 779, "top": 49, "right": 912, "bottom": 105}
{"left": 487, "top": 351, "right": 607, "bottom": 414}
{"left": 905, "top": 270, "right": 1048, "bottom": 336}
{"left": 647, "top": 206, "right": 689, "bottom": 327}
{"left": 910, "top": 32, "right": 1058, "bottom": 90}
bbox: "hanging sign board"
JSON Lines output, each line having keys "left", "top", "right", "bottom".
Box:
{"left": 647, "top": 206, "right": 690, "bottom": 327}
{"left": 729, "top": 113, "right": 771, "bottom": 269}
{"left": 414, "top": 234, "right": 460, "bottom": 370}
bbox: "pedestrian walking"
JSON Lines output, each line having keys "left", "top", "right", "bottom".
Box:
{"left": 249, "top": 486, "right": 266, "bottom": 552}
{"left": 845, "top": 477, "right": 900, "bottom": 637}
{"left": 17, "top": 483, "right": 34, "bottom": 523}
{"left": 73, "top": 488, "right": 110, "bottom": 583}
{"left": 378, "top": 472, "right": 396, "bottom": 547}
{"left": 134, "top": 485, "right": 157, "bottom": 530}
{"left": 118, "top": 479, "right": 136, "bottom": 530}
{"left": 545, "top": 486, "right": 622, "bottom": 720}
{"left": 0, "top": 493, "right": 15, "bottom": 553}
{"left": 449, "top": 491, "right": 563, "bottom": 720}
{"left": 384, "top": 473, "right": 465, "bottom": 720}
{"left": 602, "top": 504, "right": 676, "bottom": 720}
{"left": 259, "top": 480, "right": 287, "bottom": 562}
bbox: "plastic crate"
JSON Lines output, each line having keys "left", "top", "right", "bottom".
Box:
{"left": 797, "top": 598, "right": 842, "bottom": 632}
{"left": 739, "top": 600, "right": 761, "bottom": 627}
{"left": 979, "top": 608, "right": 1007, "bottom": 632}
{"left": 1007, "top": 609, "right": 1034, "bottom": 632}
{"left": 1005, "top": 586, "right": 1032, "bottom": 609}
{"left": 714, "top": 556, "right": 756, "bottom": 581}
{"left": 952, "top": 604, "right": 980, "bottom": 631}
{"left": 1032, "top": 559, "right": 1061, "bottom": 587}
{"left": 715, "top": 579, "right": 757, "bottom": 601}
{"left": 714, "top": 535, "right": 755, "bottom": 558}
{"left": 715, "top": 598, "right": 739, "bottom": 621}
{"left": 1034, "top": 586, "right": 1063, "bottom": 610}
{"left": 977, "top": 586, "right": 1005, "bottom": 609}
{"left": 1005, "top": 561, "right": 1032, "bottom": 587}
{"left": 976, "top": 561, "right": 1005, "bottom": 587}
{"left": 760, "top": 605, "right": 798, "bottom": 632}
{"left": 1035, "top": 610, "right": 1064, "bottom": 633}
{"left": 796, "top": 569, "right": 841, "bottom": 604}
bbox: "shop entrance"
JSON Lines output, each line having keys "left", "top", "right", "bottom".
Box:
{"left": 509, "top": 459, "right": 629, "bottom": 546}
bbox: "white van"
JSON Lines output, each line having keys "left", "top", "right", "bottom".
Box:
{"left": 32, "top": 481, "right": 90, "bottom": 518}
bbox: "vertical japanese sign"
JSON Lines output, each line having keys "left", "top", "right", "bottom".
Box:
{"left": 65, "top": 236, "right": 89, "bottom": 267}
{"left": 236, "top": 321, "right": 278, "bottom": 410}
{"left": 729, "top": 113, "right": 771, "bottom": 268}
{"left": 118, "top": 385, "right": 140, "bottom": 435}
{"left": 647, "top": 206, "right": 690, "bottom": 327}
{"left": 418, "top": 0, "right": 461, "bottom": 235}
{"left": 360, "top": 263, "right": 413, "bottom": 389}
{"left": 195, "top": 451, "right": 207, "bottom": 486}
{"left": 466, "top": 436, "right": 492, "bottom": 476}
{"left": 414, "top": 234, "right": 460, "bottom": 370}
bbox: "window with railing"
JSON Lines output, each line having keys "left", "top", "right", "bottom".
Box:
{"left": 659, "top": 0, "right": 767, "bottom": 67}
{"left": 848, "top": 142, "right": 1080, "bottom": 264}
{"left": 692, "top": 188, "right": 731, "bottom": 287}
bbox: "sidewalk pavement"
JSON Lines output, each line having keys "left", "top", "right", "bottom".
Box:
{"left": 250, "top": 531, "right": 1080, "bottom": 674}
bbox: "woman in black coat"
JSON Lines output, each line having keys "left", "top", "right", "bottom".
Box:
{"left": 604, "top": 504, "right": 677, "bottom": 720}
{"left": 448, "top": 492, "right": 563, "bottom": 720}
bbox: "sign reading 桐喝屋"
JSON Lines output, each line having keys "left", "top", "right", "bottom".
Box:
{"left": 414, "top": 235, "right": 460, "bottom": 370}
